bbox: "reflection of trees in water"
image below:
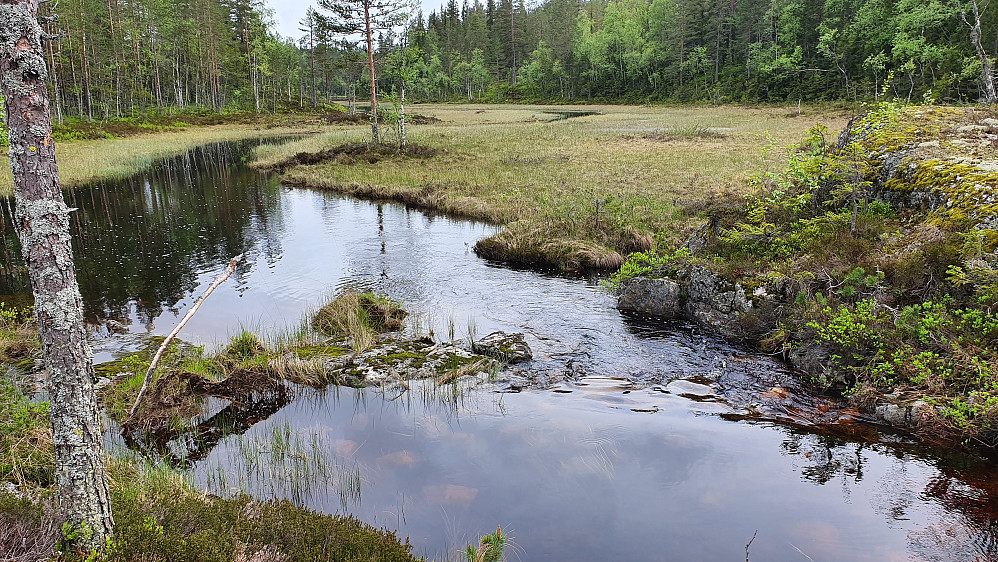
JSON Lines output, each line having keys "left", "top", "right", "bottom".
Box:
{"left": 126, "top": 384, "right": 293, "bottom": 469}
{"left": 780, "top": 429, "right": 998, "bottom": 560}
{"left": 780, "top": 431, "right": 865, "bottom": 486}
{"left": 913, "top": 468, "right": 998, "bottom": 560}
{"left": 0, "top": 139, "right": 289, "bottom": 325}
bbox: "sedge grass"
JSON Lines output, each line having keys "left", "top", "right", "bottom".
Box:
{"left": 259, "top": 103, "right": 850, "bottom": 269}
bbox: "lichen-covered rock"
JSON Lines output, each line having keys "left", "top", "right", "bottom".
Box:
{"left": 472, "top": 331, "right": 532, "bottom": 363}
{"left": 617, "top": 277, "right": 683, "bottom": 317}
{"left": 335, "top": 337, "right": 490, "bottom": 385}
{"left": 682, "top": 266, "right": 753, "bottom": 338}
{"left": 787, "top": 344, "right": 832, "bottom": 380}
{"left": 869, "top": 399, "right": 938, "bottom": 429}
{"left": 616, "top": 266, "right": 753, "bottom": 339}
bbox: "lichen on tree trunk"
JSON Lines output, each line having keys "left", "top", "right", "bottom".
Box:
{"left": 0, "top": 0, "right": 113, "bottom": 550}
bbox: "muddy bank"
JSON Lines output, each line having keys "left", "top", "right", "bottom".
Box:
{"left": 615, "top": 105, "right": 998, "bottom": 449}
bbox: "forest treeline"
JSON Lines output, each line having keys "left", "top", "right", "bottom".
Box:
{"left": 405, "top": 0, "right": 997, "bottom": 103}
{"left": 38, "top": 0, "right": 998, "bottom": 121}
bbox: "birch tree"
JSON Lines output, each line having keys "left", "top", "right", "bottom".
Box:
{"left": 0, "top": 0, "right": 113, "bottom": 551}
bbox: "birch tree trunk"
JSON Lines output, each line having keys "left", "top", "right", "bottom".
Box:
{"left": 962, "top": 0, "right": 997, "bottom": 104}
{"left": 0, "top": 0, "right": 113, "bottom": 551}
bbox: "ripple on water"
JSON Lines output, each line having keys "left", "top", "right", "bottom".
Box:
{"left": 2, "top": 139, "right": 992, "bottom": 561}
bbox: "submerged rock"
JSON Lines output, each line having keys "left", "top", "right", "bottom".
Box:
{"left": 472, "top": 332, "right": 532, "bottom": 363}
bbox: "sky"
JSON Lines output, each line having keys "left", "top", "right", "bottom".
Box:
{"left": 268, "top": 0, "right": 446, "bottom": 40}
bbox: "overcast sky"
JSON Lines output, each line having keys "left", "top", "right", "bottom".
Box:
{"left": 267, "top": 0, "right": 446, "bottom": 40}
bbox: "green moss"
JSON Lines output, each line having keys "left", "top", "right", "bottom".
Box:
{"left": 368, "top": 351, "right": 428, "bottom": 369}
{"left": 435, "top": 353, "right": 478, "bottom": 374}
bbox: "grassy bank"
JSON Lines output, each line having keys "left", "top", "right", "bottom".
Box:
{"left": 610, "top": 104, "right": 998, "bottom": 445}
{"left": 0, "top": 112, "right": 337, "bottom": 197}
{"left": 253, "top": 104, "right": 850, "bottom": 271}
{"left": 0, "top": 374, "right": 421, "bottom": 562}
{"left": 1, "top": 290, "right": 494, "bottom": 560}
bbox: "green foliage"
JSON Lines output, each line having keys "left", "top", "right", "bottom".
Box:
{"left": 51, "top": 459, "right": 422, "bottom": 562}
{"left": 603, "top": 248, "right": 691, "bottom": 291}
{"left": 0, "top": 376, "right": 53, "bottom": 488}
{"left": 465, "top": 527, "right": 506, "bottom": 562}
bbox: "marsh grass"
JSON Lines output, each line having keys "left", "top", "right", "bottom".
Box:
{"left": 259, "top": 104, "right": 849, "bottom": 270}
{"left": 96, "top": 452, "right": 418, "bottom": 562}
{"left": 0, "top": 375, "right": 52, "bottom": 490}
{"left": 196, "top": 420, "right": 365, "bottom": 513}
{"left": 0, "top": 121, "right": 333, "bottom": 197}
{"left": 0, "top": 302, "right": 36, "bottom": 366}
{"left": 311, "top": 291, "right": 407, "bottom": 352}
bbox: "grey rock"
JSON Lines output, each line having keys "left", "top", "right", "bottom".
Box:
{"left": 617, "top": 277, "right": 683, "bottom": 318}
{"left": 473, "top": 331, "right": 532, "bottom": 363}
{"left": 788, "top": 344, "right": 831, "bottom": 379}
{"left": 683, "top": 265, "right": 753, "bottom": 338}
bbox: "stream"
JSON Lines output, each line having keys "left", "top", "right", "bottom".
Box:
{"left": 2, "top": 139, "right": 998, "bottom": 561}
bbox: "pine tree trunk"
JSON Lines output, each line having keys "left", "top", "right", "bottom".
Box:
{"left": 364, "top": 0, "right": 378, "bottom": 143}
{"left": 0, "top": 0, "right": 113, "bottom": 551}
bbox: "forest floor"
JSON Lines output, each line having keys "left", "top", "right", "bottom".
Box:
{"left": 0, "top": 111, "right": 338, "bottom": 197}
{"left": 253, "top": 103, "right": 851, "bottom": 270}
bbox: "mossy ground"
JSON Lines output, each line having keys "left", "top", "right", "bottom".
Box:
{"left": 253, "top": 103, "right": 849, "bottom": 271}
{"left": 612, "top": 104, "right": 998, "bottom": 446}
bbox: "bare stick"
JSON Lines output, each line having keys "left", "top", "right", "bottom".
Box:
{"left": 745, "top": 530, "right": 758, "bottom": 562}
{"left": 123, "top": 254, "right": 244, "bottom": 428}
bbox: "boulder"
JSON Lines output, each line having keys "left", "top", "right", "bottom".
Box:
{"left": 472, "top": 331, "right": 532, "bottom": 363}
{"left": 617, "top": 277, "right": 683, "bottom": 318}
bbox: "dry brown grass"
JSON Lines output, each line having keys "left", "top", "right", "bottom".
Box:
{"left": 260, "top": 104, "right": 850, "bottom": 270}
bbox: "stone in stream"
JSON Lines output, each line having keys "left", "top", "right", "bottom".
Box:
{"left": 472, "top": 332, "right": 532, "bottom": 363}
{"left": 616, "top": 277, "right": 683, "bottom": 318}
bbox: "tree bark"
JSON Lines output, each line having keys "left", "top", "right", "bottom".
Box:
{"left": 962, "top": 0, "right": 997, "bottom": 104}
{"left": 364, "top": 0, "right": 379, "bottom": 143}
{"left": 399, "top": 81, "right": 406, "bottom": 149}
{"left": 0, "top": 0, "right": 113, "bottom": 551}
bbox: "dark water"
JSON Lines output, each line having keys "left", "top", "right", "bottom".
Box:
{"left": 4, "top": 140, "right": 998, "bottom": 561}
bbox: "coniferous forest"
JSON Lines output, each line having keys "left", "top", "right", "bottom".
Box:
{"left": 37, "top": 0, "right": 998, "bottom": 118}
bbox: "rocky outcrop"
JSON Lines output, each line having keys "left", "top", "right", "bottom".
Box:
{"left": 472, "top": 331, "right": 532, "bottom": 363}
{"left": 329, "top": 337, "right": 494, "bottom": 387}
{"left": 617, "top": 265, "right": 753, "bottom": 339}
{"left": 616, "top": 277, "right": 683, "bottom": 318}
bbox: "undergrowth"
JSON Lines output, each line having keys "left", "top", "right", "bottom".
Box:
{"left": 611, "top": 104, "right": 998, "bottom": 444}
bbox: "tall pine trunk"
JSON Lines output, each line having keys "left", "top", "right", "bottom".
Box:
{"left": 364, "top": 0, "right": 379, "bottom": 143}
{"left": 0, "top": 0, "right": 113, "bottom": 551}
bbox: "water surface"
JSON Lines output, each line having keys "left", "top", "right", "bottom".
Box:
{"left": 3, "top": 139, "right": 997, "bottom": 561}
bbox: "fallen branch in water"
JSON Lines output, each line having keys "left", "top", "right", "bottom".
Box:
{"left": 122, "top": 254, "right": 244, "bottom": 431}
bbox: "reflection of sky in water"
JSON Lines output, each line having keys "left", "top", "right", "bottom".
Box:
{"left": 191, "top": 382, "right": 991, "bottom": 561}
{"left": 11, "top": 143, "right": 994, "bottom": 560}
